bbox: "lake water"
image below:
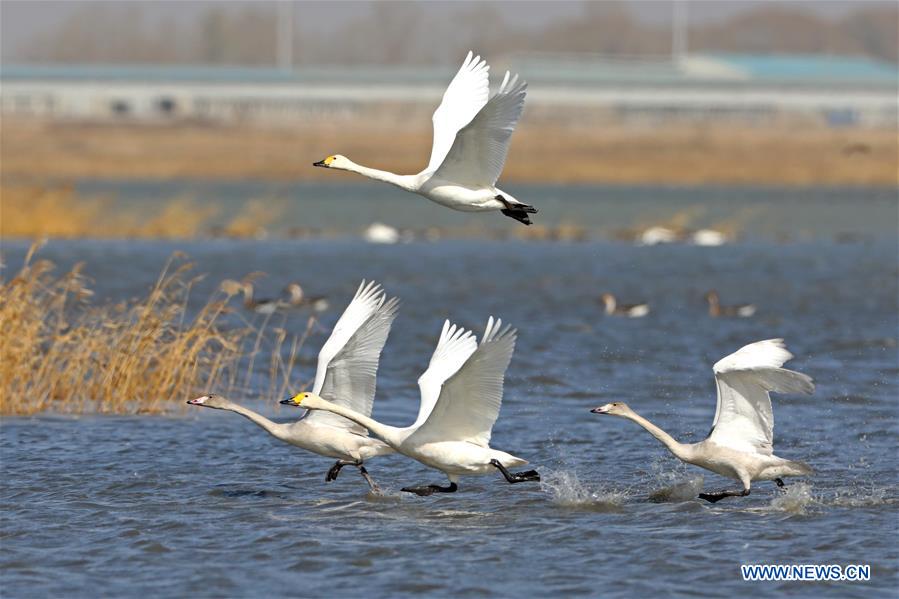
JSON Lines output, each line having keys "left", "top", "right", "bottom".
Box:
{"left": 2, "top": 209, "right": 898, "bottom": 596}
{"left": 72, "top": 179, "right": 899, "bottom": 241}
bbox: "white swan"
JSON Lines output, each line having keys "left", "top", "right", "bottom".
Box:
{"left": 313, "top": 51, "right": 537, "bottom": 225}
{"left": 282, "top": 317, "right": 540, "bottom": 495}
{"left": 187, "top": 281, "right": 398, "bottom": 490}
{"left": 591, "top": 339, "right": 814, "bottom": 503}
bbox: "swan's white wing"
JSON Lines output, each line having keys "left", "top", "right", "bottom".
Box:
{"left": 303, "top": 281, "right": 399, "bottom": 434}
{"left": 410, "top": 317, "right": 516, "bottom": 447}
{"left": 425, "top": 51, "right": 491, "bottom": 174}
{"left": 413, "top": 320, "right": 478, "bottom": 428}
{"left": 709, "top": 339, "right": 814, "bottom": 454}
{"left": 432, "top": 71, "right": 527, "bottom": 187}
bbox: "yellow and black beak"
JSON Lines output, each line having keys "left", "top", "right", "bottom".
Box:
{"left": 280, "top": 397, "right": 299, "bottom": 407}
{"left": 312, "top": 159, "right": 328, "bottom": 168}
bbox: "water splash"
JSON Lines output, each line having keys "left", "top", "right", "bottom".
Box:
{"left": 769, "top": 482, "right": 816, "bottom": 514}
{"left": 363, "top": 488, "right": 407, "bottom": 503}
{"left": 647, "top": 474, "right": 705, "bottom": 503}
{"left": 540, "top": 469, "right": 626, "bottom": 511}
{"left": 828, "top": 484, "right": 894, "bottom": 508}
{"left": 645, "top": 459, "right": 704, "bottom": 502}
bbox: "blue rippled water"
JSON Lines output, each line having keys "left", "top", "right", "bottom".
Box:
{"left": 2, "top": 232, "right": 897, "bottom": 597}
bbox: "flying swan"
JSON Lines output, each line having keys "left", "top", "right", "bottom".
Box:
{"left": 313, "top": 51, "right": 537, "bottom": 225}
{"left": 591, "top": 339, "right": 814, "bottom": 502}
{"left": 282, "top": 317, "right": 540, "bottom": 495}
{"left": 187, "top": 281, "right": 398, "bottom": 490}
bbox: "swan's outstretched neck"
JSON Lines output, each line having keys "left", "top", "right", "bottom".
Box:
{"left": 312, "top": 399, "right": 403, "bottom": 447}
{"left": 343, "top": 160, "right": 418, "bottom": 191}
{"left": 221, "top": 400, "right": 288, "bottom": 440}
{"left": 623, "top": 409, "right": 692, "bottom": 462}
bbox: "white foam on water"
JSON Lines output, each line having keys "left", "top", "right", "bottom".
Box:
{"left": 769, "top": 482, "right": 816, "bottom": 515}
{"left": 540, "top": 469, "right": 626, "bottom": 511}
{"left": 647, "top": 474, "right": 705, "bottom": 503}
{"left": 645, "top": 458, "right": 705, "bottom": 502}
{"left": 766, "top": 481, "right": 896, "bottom": 514}
{"left": 828, "top": 483, "right": 894, "bottom": 508}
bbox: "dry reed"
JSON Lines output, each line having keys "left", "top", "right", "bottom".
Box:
{"left": 0, "top": 185, "right": 274, "bottom": 240}
{"left": 0, "top": 245, "right": 308, "bottom": 415}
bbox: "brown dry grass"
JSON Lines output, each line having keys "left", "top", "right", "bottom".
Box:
{"left": 0, "top": 244, "right": 309, "bottom": 415}
{"left": 0, "top": 185, "right": 285, "bottom": 240}
{"left": 2, "top": 118, "right": 896, "bottom": 186}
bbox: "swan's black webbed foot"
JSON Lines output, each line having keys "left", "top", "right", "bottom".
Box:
{"left": 401, "top": 482, "right": 458, "bottom": 496}
{"left": 357, "top": 465, "right": 381, "bottom": 493}
{"left": 325, "top": 459, "right": 358, "bottom": 482}
{"left": 496, "top": 195, "right": 537, "bottom": 226}
{"left": 326, "top": 461, "right": 346, "bottom": 482}
{"left": 490, "top": 459, "right": 541, "bottom": 483}
{"left": 698, "top": 488, "right": 750, "bottom": 503}
{"left": 774, "top": 478, "right": 785, "bottom": 488}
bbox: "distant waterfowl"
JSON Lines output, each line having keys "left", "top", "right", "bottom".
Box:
{"left": 314, "top": 51, "right": 537, "bottom": 225}
{"left": 600, "top": 293, "right": 650, "bottom": 318}
{"left": 283, "top": 283, "right": 329, "bottom": 312}
{"left": 282, "top": 317, "right": 540, "bottom": 496}
{"left": 188, "top": 281, "right": 398, "bottom": 490}
{"left": 591, "top": 339, "right": 814, "bottom": 503}
{"left": 691, "top": 229, "right": 728, "bottom": 247}
{"left": 638, "top": 226, "right": 680, "bottom": 246}
{"left": 363, "top": 222, "right": 400, "bottom": 244}
{"left": 705, "top": 290, "right": 756, "bottom": 318}
{"left": 239, "top": 281, "right": 282, "bottom": 315}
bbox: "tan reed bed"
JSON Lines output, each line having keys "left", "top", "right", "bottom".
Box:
{"left": 0, "top": 244, "right": 311, "bottom": 415}
{"left": 0, "top": 185, "right": 288, "bottom": 240}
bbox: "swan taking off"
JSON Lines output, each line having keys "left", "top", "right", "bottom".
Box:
{"left": 314, "top": 51, "right": 537, "bottom": 225}
{"left": 283, "top": 317, "right": 540, "bottom": 496}
{"left": 188, "top": 281, "right": 398, "bottom": 491}
{"left": 591, "top": 339, "right": 814, "bottom": 503}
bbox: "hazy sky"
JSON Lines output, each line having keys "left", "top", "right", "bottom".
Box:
{"left": 1, "top": 0, "right": 886, "bottom": 61}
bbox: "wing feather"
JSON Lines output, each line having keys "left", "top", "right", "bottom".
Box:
{"left": 410, "top": 317, "right": 516, "bottom": 447}
{"left": 414, "top": 320, "right": 478, "bottom": 428}
{"left": 303, "top": 281, "right": 398, "bottom": 434}
{"left": 432, "top": 71, "right": 527, "bottom": 186}
{"left": 425, "top": 51, "right": 491, "bottom": 174}
{"left": 709, "top": 339, "right": 814, "bottom": 454}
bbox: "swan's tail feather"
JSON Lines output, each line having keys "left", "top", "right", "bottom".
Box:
{"left": 358, "top": 439, "right": 396, "bottom": 460}
{"left": 763, "top": 458, "right": 814, "bottom": 479}
{"left": 786, "top": 460, "right": 815, "bottom": 477}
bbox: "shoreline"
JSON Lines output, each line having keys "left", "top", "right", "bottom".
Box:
{"left": 3, "top": 119, "right": 896, "bottom": 187}
{"left": 3, "top": 182, "right": 894, "bottom": 242}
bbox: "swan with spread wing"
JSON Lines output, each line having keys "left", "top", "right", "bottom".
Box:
{"left": 282, "top": 317, "right": 540, "bottom": 496}
{"left": 313, "top": 52, "right": 537, "bottom": 225}
{"left": 591, "top": 339, "right": 814, "bottom": 503}
{"left": 187, "top": 281, "right": 397, "bottom": 491}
